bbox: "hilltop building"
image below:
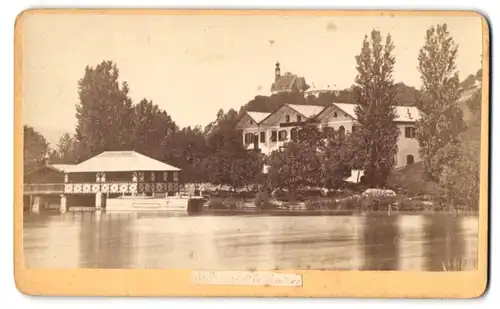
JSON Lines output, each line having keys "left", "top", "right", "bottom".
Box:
{"left": 270, "top": 62, "right": 309, "bottom": 94}
{"left": 235, "top": 102, "right": 422, "bottom": 171}
{"left": 304, "top": 83, "right": 340, "bottom": 98}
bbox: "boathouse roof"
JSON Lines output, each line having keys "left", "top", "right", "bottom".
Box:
{"left": 50, "top": 164, "right": 75, "bottom": 172}
{"left": 68, "top": 151, "right": 181, "bottom": 173}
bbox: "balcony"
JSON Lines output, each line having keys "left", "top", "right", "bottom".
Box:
{"left": 23, "top": 183, "right": 64, "bottom": 195}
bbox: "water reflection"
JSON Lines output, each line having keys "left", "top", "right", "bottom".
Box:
{"left": 363, "top": 215, "right": 399, "bottom": 270}
{"left": 23, "top": 212, "right": 478, "bottom": 271}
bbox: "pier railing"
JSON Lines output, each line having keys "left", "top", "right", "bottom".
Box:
{"left": 23, "top": 183, "right": 64, "bottom": 195}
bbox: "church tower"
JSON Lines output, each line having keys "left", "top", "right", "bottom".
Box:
{"left": 275, "top": 61, "right": 281, "bottom": 81}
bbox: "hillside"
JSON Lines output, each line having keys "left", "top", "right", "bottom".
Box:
{"left": 388, "top": 69, "right": 483, "bottom": 200}
{"left": 241, "top": 69, "right": 481, "bottom": 116}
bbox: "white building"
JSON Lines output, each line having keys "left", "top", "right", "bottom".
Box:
{"left": 235, "top": 102, "right": 422, "bottom": 169}
{"left": 303, "top": 83, "right": 339, "bottom": 98}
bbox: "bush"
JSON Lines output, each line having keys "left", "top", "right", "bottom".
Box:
{"left": 338, "top": 196, "right": 363, "bottom": 211}
{"left": 387, "top": 162, "right": 441, "bottom": 197}
{"left": 207, "top": 198, "right": 228, "bottom": 209}
{"left": 254, "top": 191, "right": 276, "bottom": 210}
{"left": 305, "top": 199, "right": 337, "bottom": 210}
{"left": 207, "top": 197, "right": 243, "bottom": 210}
{"left": 396, "top": 198, "right": 414, "bottom": 211}
{"left": 360, "top": 195, "right": 397, "bottom": 211}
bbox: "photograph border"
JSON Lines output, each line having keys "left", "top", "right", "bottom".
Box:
{"left": 13, "top": 8, "right": 490, "bottom": 298}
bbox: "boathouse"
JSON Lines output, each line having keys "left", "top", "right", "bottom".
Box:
{"left": 23, "top": 151, "right": 181, "bottom": 211}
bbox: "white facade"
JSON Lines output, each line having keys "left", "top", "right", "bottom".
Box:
{"left": 236, "top": 102, "right": 422, "bottom": 169}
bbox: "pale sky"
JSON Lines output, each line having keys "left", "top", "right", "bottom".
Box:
{"left": 21, "top": 12, "right": 483, "bottom": 147}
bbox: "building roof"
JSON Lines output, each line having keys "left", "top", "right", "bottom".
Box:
{"left": 286, "top": 104, "right": 325, "bottom": 119}
{"left": 68, "top": 151, "right": 181, "bottom": 173}
{"left": 24, "top": 163, "right": 73, "bottom": 176}
{"left": 304, "top": 83, "right": 336, "bottom": 94}
{"left": 333, "top": 103, "right": 358, "bottom": 119}
{"left": 271, "top": 74, "right": 297, "bottom": 92}
{"left": 393, "top": 106, "right": 422, "bottom": 122}
{"left": 247, "top": 111, "right": 271, "bottom": 124}
{"left": 331, "top": 103, "right": 422, "bottom": 122}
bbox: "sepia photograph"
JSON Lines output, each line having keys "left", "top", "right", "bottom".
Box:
{"left": 15, "top": 9, "right": 488, "bottom": 296}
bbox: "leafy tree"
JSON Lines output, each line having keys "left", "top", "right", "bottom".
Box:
{"left": 394, "top": 83, "right": 421, "bottom": 106}
{"left": 416, "top": 24, "right": 466, "bottom": 181}
{"left": 205, "top": 109, "right": 244, "bottom": 153}
{"left": 438, "top": 140, "right": 480, "bottom": 210}
{"left": 132, "top": 98, "right": 177, "bottom": 160}
{"left": 267, "top": 127, "right": 323, "bottom": 200}
{"left": 466, "top": 89, "right": 482, "bottom": 116}
{"left": 206, "top": 150, "right": 262, "bottom": 191}
{"left": 267, "top": 143, "right": 307, "bottom": 200}
{"left": 229, "top": 152, "right": 263, "bottom": 191}
{"left": 320, "top": 128, "right": 353, "bottom": 189}
{"left": 165, "top": 126, "right": 211, "bottom": 183}
{"left": 202, "top": 108, "right": 263, "bottom": 190}
{"left": 74, "top": 60, "right": 135, "bottom": 160}
{"left": 351, "top": 29, "right": 400, "bottom": 188}
{"left": 23, "top": 125, "right": 49, "bottom": 174}
{"left": 52, "top": 132, "right": 79, "bottom": 163}
{"left": 438, "top": 87, "right": 482, "bottom": 210}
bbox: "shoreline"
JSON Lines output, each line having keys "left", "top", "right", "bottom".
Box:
{"left": 197, "top": 208, "right": 478, "bottom": 216}
{"left": 26, "top": 207, "right": 479, "bottom": 217}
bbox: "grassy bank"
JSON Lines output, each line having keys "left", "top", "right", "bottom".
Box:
{"left": 203, "top": 194, "right": 478, "bottom": 215}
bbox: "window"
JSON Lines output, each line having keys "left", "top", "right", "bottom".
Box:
{"left": 352, "top": 125, "right": 358, "bottom": 134}
{"left": 406, "top": 155, "right": 414, "bottom": 165}
{"left": 285, "top": 115, "right": 290, "bottom": 123}
{"left": 291, "top": 128, "right": 298, "bottom": 141}
{"left": 334, "top": 112, "right": 338, "bottom": 118}
{"left": 270, "top": 131, "right": 277, "bottom": 142}
{"left": 244, "top": 133, "right": 254, "bottom": 143}
{"left": 323, "top": 126, "right": 334, "bottom": 137}
{"left": 338, "top": 126, "right": 346, "bottom": 142}
{"left": 278, "top": 130, "right": 288, "bottom": 141}
{"left": 405, "top": 127, "right": 416, "bottom": 138}
{"left": 260, "top": 132, "right": 266, "bottom": 143}
{"left": 297, "top": 115, "right": 301, "bottom": 122}
{"left": 173, "top": 171, "right": 179, "bottom": 182}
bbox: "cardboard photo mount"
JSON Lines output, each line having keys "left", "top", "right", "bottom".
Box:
{"left": 13, "top": 9, "right": 490, "bottom": 298}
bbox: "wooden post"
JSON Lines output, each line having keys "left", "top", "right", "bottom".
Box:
{"left": 95, "top": 193, "right": 102, "bottom": 210}
{"left": 60, "top": 194, "right": 67, "bottom": 213}
{"left": 32, "top": 196, "right": 40, "bottom": 213}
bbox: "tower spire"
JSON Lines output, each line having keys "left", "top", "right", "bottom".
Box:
{"left": 275, "top": 61, "right": 281, "bottom": 81}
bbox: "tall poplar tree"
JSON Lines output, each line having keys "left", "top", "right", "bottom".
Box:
{"left": 75, "top": 61, "right": 135, "bottom": 161}
{"left": 351, "top": 29, "right": 400, "bottom": 187}
{"left": 416, "top": 24, "right": 466, "bottom": 181}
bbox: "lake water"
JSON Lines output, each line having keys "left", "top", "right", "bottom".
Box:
{"left": 22, "top": 211, "right": 478, "bottom": 271}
